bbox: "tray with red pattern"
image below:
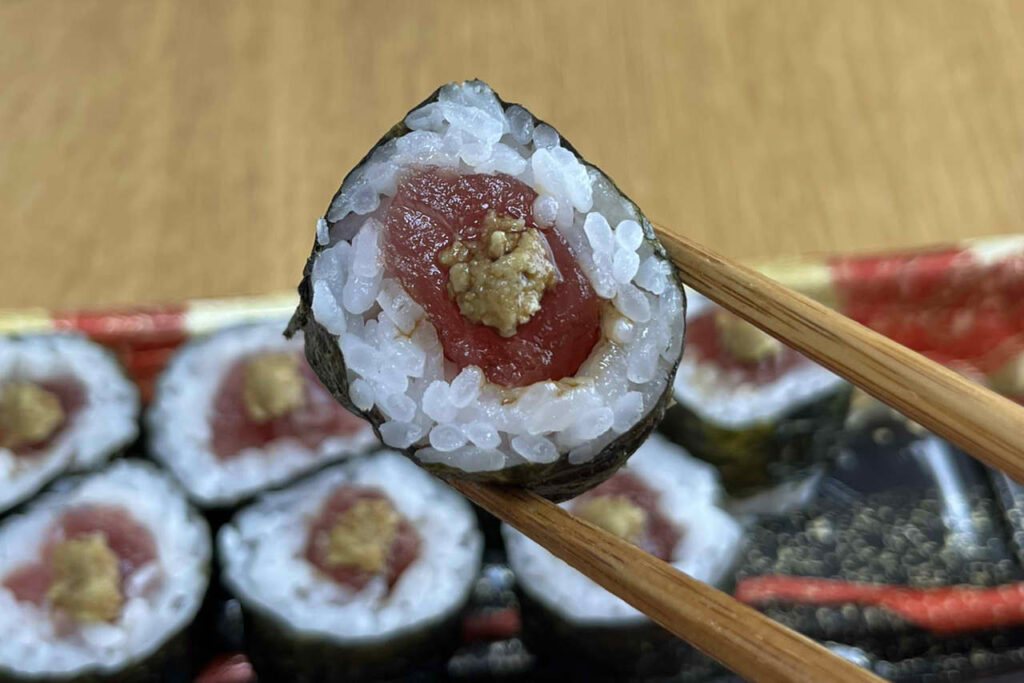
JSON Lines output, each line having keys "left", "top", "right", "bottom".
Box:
{"left": 735, "top": 235, "right": 1024, "bottom": 682}
{"left": 3, "top": 235, "right": 1024, "bottom": 682}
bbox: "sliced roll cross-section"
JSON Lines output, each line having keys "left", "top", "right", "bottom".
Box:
{"left": 218, "top": 451, "right": 483, "bottom": 682}
{"left": 503, "top": 434, "right": 742, "bottom": 677}
{"left": 147, "top": 322, "right": 378, "bottom": 508}
{"left": 0, "top": 334, "right": 139, "bottom": 514}
{"left": 291, "top": 80, "right": 686, "bottom": 501}
{"left": 0, "top": 460, "right": 210, "bottom": 681}
{"left": 661, "top": 291, "right": 851, "bottom": 500}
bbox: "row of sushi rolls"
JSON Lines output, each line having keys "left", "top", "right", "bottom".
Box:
{"left": 0, "top": 81, "right": 1013, "bottom": 683}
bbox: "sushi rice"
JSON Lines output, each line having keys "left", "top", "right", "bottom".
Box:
{"left": 219, "top": 451, "right": 483, "bottom": 681}
{"left": 147, "top": 322, "right": 378, "bottom": 508}
{"left": 662, "top": 289, "right": 851, "bottom": 503}
{"left": 672, "top": 290, "right": 845, "bottom": 428}
{"left": 503, "top": 434, "right": 742, "bottom": 625}
{"left": 219, "top": 450, "right": 481, "bottom": 640}
{"left": 0, "top": 335, "right": 139, "bottom": 514}
{"left": 295, "top": 80, "right": 686, "bottom": 499}
{"left": 0, "top": 460, "right": 210, "bottom": 679}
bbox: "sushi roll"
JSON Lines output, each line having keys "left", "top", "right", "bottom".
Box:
{"left": 218, "top": 450, "right": 483, "bottom": 682}
{"left": 289, "top": 79, "right": 686, "bottom": 501}
{"left": 147, "top": 322, "right": 377, "bottom": 508}
{"left": 0, "top": 460, "right": 210, "bottom": 681}
{"left": 661, "top": 291, "right": 851, "bottom": 499}
{"left": 0, "top": 335, "right": 139, "bottom": 514}
{"left": 502, "top": 435, "right": 742, "bottom": 677}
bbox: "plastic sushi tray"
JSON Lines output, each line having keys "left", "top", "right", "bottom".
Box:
{"left": 1, "top": 235, "right": 1023, "bottom": 683}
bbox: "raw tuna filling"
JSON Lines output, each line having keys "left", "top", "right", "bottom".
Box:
{"left": 0, "top": 379, "right": 84, "bottom": 456}
{"left": 2, "top": 505, "right": 157, "bottom": 623}
{"left": 383, "top": 168, "right": 602, "bottom": 387}
{"left": 305, "top": 485, "right": 420, "bottom": 591}
{"left": 571, "top": 470, "right": 681, "bottom": 561}
{"left": 210, "top": 352, "right": 365, "bottom": 458}
{"left": 686, "top": 311, "right": 801, "bottom": 386}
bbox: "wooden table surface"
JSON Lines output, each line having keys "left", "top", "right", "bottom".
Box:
{"left": 1, "top": 0, "right": 1022, "bottom": 310}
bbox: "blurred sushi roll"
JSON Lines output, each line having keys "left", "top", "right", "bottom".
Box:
{"left": 218, "top": 450, "right": 483, "bottom": 682}
{"left": 502, "top": 435, "right": 742, "bottom": 678}
{"left": 147, "top": 322, "right": 378, "bottom": 508}
{"left": 0, "top": 334, "right": 139, "bottom": 514}
{"left": 0, "top": 460, "right": 210, "bottom": 681}
{"left": 661, "top": 291, "right": 851, "bottom": 500}
{"left": 289, "top": 79, "right": 686, "bottom": 501}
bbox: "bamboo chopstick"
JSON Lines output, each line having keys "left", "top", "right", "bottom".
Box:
{"left": 452, "top": 480, "right": 882, "bottom": 682}
{"left": 656, "top": 227, "right": 1024, "bottom": 480}
{"left": 453, "top": 229, "right": 1022, "bottom": 681}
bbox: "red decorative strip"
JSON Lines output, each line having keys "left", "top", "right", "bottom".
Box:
{"left": 829, "top": 247, "right": 964, "bottom": 306}
{"left": 194, "top": 653, "right": 255, "bottom": 683}
{"left": 828, "top": 246, "right": 1024, "bottom": 373}
{"left": 53, "top": 306, "right": 187, "bottom": 346}
{"left": 462, "top": 607, "right": 522, "bottom": 642}
{"left": 117, "top": 346, "right": 178, "bottom": 400}
{"left": 736, "top": 575, "right": 1024, "bottom": 634}
{"left": 47, "top": 306, "right": 188, "bottom": 401}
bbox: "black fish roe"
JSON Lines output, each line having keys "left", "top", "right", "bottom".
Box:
{"left": 737, "top": 485, "right": 1019, "bottom": 592}
{"left": 989, "top": 471, "right": 1024, "bottom": 569}
{"left": 736, "top": 415, "right": 1024, "bottom": 680}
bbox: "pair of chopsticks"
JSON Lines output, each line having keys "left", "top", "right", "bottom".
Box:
{"left": 450, "top": 227, "right": 1024, "bottom": 683}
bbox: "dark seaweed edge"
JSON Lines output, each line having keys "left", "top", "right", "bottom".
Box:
{"left": 288, "top": 79, "right": 686, "bottom": 502}
{"left": 0, "top": 460, "right": 212, "bottom": 683}
{"left": 660, "top": 382, "right": 853, "bottom": 497}
{"left": 236, "top": 597, "right": 461, "bottom": 683}
{"left": 515, "top": 588, "right": 720, "bottom": 680}
{"left": 0, "top": 634, "right": 193, "bottom": 683}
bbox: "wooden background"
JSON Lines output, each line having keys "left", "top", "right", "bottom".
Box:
{"left": 1, "top": 0, "right": 1022, "bottom": 310}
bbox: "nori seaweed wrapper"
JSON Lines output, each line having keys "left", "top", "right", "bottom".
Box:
{"left": 236, "top": 596, "right": 461, "bottom": 683}
{"left": 515, "top": 589, "right": 723, "bottom": 681}
{"left": 660, "top": 381, "right": 851, "bottom": 497}
{"left": 0, "top": 634, "right": 194, "bottom": 683}
{"left": 288, "top": 81, "right": 685, "bottom": 502}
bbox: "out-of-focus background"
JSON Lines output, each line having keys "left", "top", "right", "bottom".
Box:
{"left": 1, "top": 0, "right": 1022, "bottom": 309}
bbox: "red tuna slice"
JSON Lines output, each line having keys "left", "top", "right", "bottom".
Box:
{"left": 3, "top": 504, "right": 157, "bottom": 606}
{"left": 0, "top": 379, "right": 85, "bottom": 456}
{"left": 2, "top": 563, "right": 53, "bottom": 604}
{"left": 685, "top": 313, "right": 802, "bottom": 387}
{"left": 572, "top": 470, "right": 680, "bottom": 561}
{"left": 383, "top": 168, "right": 601, "bottom": 387}
{"left": 210, "top": 353, "right": 366, "bottom": 459}
{"left": 56, "top": 504, "right": 157, "bottom": 577}
{"left": 305, "top": 485, "right": 420, "bottom": 591}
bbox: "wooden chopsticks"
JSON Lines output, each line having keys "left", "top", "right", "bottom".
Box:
{"left": 657, "top": 227, "right": 1024, "bottom": 480}
{"left": 451, "top": 480, "right": 883, "bottom": 682}
{"left": 448, "top": 227, "right": 1024, "bottom": 681}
